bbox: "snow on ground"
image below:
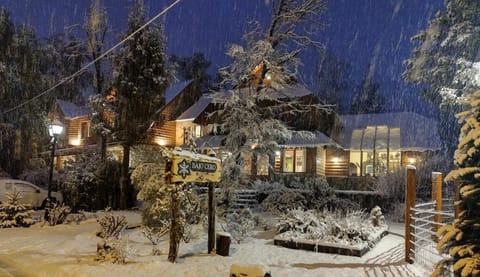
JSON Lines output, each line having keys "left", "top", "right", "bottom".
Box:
{"left": 0, "top": 211, "right": 429, "bottom": 277}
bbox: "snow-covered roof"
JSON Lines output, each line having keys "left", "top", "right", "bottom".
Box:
{"left": 237, "top": 84, "right": 313, "bottom": 99}
{"left": 175, "top": 84, "right": 314, "bottom": 122}
{"left": 280, "top": 131, "right": 339, "bottom": 148}
{"left": 176, "top": 94, "right": 213, "bottom": 122}
{"left": 192, "top": 135, "right": 225, "bottom": 149}
{"left": 338, "top": 112, "right": 442, "bottom": 151}
{"left": 165, "top": 80, "right": 193, "bottom": 103}
{"left": 56, "top": 99, "right": 90, "bottom": 119}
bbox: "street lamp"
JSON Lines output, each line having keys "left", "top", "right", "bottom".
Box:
{"left": 47, "top": 119, "right": 64, "bottom": 200}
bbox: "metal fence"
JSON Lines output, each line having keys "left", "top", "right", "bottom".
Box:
{"left": 405, "top": 169, "right": 456, "bottom": 276}
{"left": 409, "top": 200, "right": 454, "bottom": 273}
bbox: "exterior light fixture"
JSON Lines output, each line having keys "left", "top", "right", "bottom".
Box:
{"left": 409, "top": 157, "right": 416, "bottom": 165}
{"left": 265, "top": 72, "right": 272, "bottom": 80}
{"left": 332, "top": 157, "right": 339, "bottom": 163}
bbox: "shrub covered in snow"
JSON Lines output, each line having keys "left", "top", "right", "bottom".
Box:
{"left": 142, "top": 226, "right": 166, "bottom": 256}
{"left": 131, "top": 162, "right": 201, "bottom": 262}
{"left": 222, "top": 208, "right": 257, "bottom": 244}
{"left": 0, "top": 190, "right": 34, "bottom": 228}
{"left": 256, "top": 176, "right": 356, "bottom": 213}
{"left": 369, "top": 206, "right": 385, "bottom": 227}
{"left": 276, "top": 207, "right": 387, "bottom": 248}
{"left": 95, "top": 210, "right": 129, "bottom": 264}
{"left": 45, "top": 203, "right": 72, "bottom": 226}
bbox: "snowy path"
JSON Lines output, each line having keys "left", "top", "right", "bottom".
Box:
{"left": 0, "top": 212, "right": 427, "bottom": 277}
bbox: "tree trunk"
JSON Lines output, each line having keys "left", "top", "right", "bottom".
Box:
{"left": 168, "top": 188, "right": 181, "bottom": 263}
{"left": 96, "top": 135, "right": 108, "bottom": 210}
{"left": 119, "top": 144, "right": 130, "bottom": 210}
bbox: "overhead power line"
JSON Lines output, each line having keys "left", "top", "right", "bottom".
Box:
{"left": 1, "top": 0, "right": 182, "bottom": 115}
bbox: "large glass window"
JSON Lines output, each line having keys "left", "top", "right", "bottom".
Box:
{"left": 348, "top": 125, "right": 401, "bottom": 176}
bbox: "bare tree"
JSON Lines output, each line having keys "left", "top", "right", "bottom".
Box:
{"left": 85, "top": 0, "right": 108, "bottom": 97}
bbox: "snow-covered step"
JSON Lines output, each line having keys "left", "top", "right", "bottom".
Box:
{"left": 232, "top": 189, "right": 259, "bottom": 209}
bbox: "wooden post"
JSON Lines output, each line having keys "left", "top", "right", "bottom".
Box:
{"left": 405, "top": 166, "right": 416, "bottom": 263}
{"left": 208, "top": 182, "right": 215, "bottom": 254}
{"left": 168, "top": 187, "right": 181, "bottom": 263}
{"left": 432, "top": 172, "right": 443, "bottom": 240}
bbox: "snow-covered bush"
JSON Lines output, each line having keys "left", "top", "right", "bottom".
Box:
{"left": 276, "top": 207, "right": 387, "bottom": 248}
{"left": 223, "top": 208, "right": 257, "bottom": 244}
{"left": 0, "top": 190, "right": 34, "bottom": 228}
{"left": 63, "top": 151, "right": 112, "bottom": 211}
{"left": 45, "top": 203, "right": 71, "bottom": 226}
{"left": 142, "top": 226, "right": 166, "bottom": 255}
{"left": 256, "top": 176, "right": 340, "bottom": 213}
{"left": 95, "top": 210, "right": 128, "bottom": 264}
{"left": 369, "top": 206, "right": 385, "bottom": 227}
{"left": 131, "top": 162, "right": 201, "bottom": 262}
{"left": 276, "top": 208, "right": 325, "bottom": 236}
{"left": 375, "top": 153, "right": 451, "bottom": 219}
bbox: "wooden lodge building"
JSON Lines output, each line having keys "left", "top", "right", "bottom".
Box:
{"left": 47, "top": 80, "right": 441, "bottom": 179}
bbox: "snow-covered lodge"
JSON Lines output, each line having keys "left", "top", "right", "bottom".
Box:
{"left": 47, "top": 80, "right": 441, "bottom": 180}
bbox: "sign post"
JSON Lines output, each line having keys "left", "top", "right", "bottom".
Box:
{"left": 169, "top": 149, "right": 221, "bottom": 255}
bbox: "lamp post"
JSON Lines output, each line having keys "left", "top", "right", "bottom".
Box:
{"left": 47, "top": 119, "right": 64, "bottom": 200}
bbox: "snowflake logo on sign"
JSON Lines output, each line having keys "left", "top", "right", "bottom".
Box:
{"left": 177, "top": 159, "right": 191, "bottom": 179}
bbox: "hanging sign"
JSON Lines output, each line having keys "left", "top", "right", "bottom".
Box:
{"left": 170, "top": 149, "right": 221, "bottom": 183}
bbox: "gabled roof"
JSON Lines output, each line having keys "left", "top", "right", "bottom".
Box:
{"left": 175, "top": 84, "right": 314, "bottom": 122}
{"left": 338, "top": 112, "right": 442, "bottom": 151}
{"left": 280, "top": 131, "right": 339, "bottom": 148}
{"left": 192, "top": 135, "right": 226, "bottom": 150}
{"left": 165, "top": 80, "right": 193, "bottom": 103}
{"left": 176, "top": 94, "right": 213, "bottom": 122}
{"left": 56, "top": 99, "right": 90, "bottom": 119}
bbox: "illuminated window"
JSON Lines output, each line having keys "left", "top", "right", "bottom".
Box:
{"left": 243, "top": 153, "right": 252, "bottom": 175}
{"left": 283, "top": 148, "right": 305, "bottom": 173}
{"left": 284, "top": 149, "right": 294, "bottom": 172}
{"left": 257, "top": 154, "right": 269, "bottom": 175}
{"left": 348, "top": 126, "right": 401, "bottom": 176}
{"left": 295, "top": 149, "right": 305, "bottom": 172}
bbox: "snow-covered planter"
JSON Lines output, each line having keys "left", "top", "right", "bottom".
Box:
{"left": 274, "top": 207, "right": 388, "bottom": 256}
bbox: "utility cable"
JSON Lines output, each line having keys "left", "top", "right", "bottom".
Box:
{"left": 1, "top": 0, "right": 182, "bottom": 115}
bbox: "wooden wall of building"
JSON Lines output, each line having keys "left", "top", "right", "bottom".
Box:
{"left": 324, "top": 147, "right": 349, "bottom": 176}
{"left": 149, "top": 82, "right": 201, "bottom": 148}
{"left": 316, "top": 147, "right": 326, "bottom": 176}
{"left": 306, "top": 147, "right": 317, "bottom": 174}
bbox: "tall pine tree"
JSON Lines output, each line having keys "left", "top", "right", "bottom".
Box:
{"left": 404, "top": 0, "right": 480, "bottom": 106}
{"left": 433, "top": 91, "right": 480, "bottom": 277}
{"left": 113, "top": 0, "right": 171, "bottom": 209}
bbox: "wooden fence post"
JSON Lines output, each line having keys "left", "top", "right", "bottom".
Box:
{"left": 431, "top": 172, "right": 442, "bottom": 240}
{"left": 405, "top": 166, "right": 416, "bottom": 263}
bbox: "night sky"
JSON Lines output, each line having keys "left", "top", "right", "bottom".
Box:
{"left": 1, "top": 0, "right": 444, "bottom": 114}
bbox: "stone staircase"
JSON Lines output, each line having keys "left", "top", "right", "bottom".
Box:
{"left": 232, "top": 189, "right": 258, "bottom": 209}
